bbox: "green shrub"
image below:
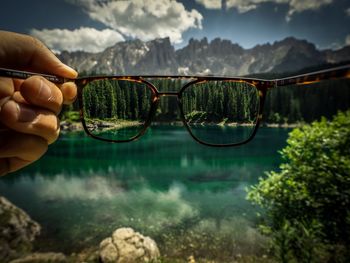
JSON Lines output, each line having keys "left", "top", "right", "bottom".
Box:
{"left": 61, "top": 110, "right": 80, "bottom": 123}
{"left": 247, "top": 110, "right": 350, "bottom": 262}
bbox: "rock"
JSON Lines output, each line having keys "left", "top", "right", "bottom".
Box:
{"left": 60, "top": 121, "right": 83, "bottom": 132}
{"left": 100, "top": 238, "right": 119, "bottom": 263}
{"left": 0, "top": 196, "right": 41, "bottom": 262}
{"left": 99, "top": 227, "right": 160, "bottom": 263}
{"left": 9, "top": 252, "right": 67, "bottom": 263}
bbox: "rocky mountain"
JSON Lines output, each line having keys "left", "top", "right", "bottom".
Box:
{"left": 58, "top": 37, "right": 350, "bottom": 76}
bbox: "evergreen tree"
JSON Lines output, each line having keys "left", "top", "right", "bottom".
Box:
{"left": 130, "top": 84, "right": 139, "bottom": 120}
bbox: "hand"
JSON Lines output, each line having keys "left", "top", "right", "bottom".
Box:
{"left": 0, "top": 31, "right": 78, "bottom": 176}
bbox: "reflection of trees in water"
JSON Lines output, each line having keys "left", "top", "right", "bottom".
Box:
{"left": 0, "top": 126, "right": 289, "bottom": 260}
{"left": 0, "top": 173, "right": 270, "bottom": 260}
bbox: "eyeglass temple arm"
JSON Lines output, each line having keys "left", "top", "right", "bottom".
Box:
{"left": 1, "top": 64, "right": 349, "bottom": 87}
{"left": 274, "top": 64, "right": 350, "bottom": 87}
{"left": 0, "top": 68, "right": 70, "bottom": 84}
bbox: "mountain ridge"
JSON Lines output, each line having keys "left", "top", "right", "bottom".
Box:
{"left": 58, "top": 37, "right": 350, "bottom": 76}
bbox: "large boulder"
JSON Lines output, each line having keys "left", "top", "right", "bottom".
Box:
{"left": 99, "top": 227, "right": 160, "bottom": 263}
{"left": 0, "top": 196, "right": 41, "bottom": 262}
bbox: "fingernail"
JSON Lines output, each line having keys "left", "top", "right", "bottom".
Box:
{"left": 61, "top": 64, "right": 78, "bottom": 78}
{"left": 38, "top": 79, "right": 52, "bottom": 101}
{"left": 18, "top": 103, "right": 37, "bottom": 122}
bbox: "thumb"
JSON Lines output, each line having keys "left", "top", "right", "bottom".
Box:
{"left": 0, "top": 30, "right": 77, "bottom": 79}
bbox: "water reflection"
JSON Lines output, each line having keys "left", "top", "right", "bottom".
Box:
{"left": 0, "top": 126, "right": 290, "bottom": 256}
{"left": 0, "top": 172, "right": 260, "bottom": 254}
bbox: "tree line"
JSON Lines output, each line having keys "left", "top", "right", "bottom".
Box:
{"left": 264, "top": 78, "right": 350, "bottom": 123}
{"left": 81, "top": 79, "right": 260, "bottom": 124}
{"left": 64, "top": 75, "right": 350, "bottom": 124}
{"left": 82, "top": 79, "right": 151, "bottom": 121}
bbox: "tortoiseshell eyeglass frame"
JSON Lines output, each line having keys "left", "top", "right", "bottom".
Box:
{"left": 0, "top": 64, "right": 349, "bottom": 147}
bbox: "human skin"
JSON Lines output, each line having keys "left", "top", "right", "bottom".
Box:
{"left": 0, "top": 31, "right": 78, "bottom": 176}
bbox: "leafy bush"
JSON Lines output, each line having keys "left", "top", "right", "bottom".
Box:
{"left": 247, "top": 110, "right": 350, "bottom": 262}
{"left": 61, "top": 110, "right": 80, "bottom": 123}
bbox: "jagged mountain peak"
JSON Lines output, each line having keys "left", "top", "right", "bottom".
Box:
{"left": 151, "top": 37, "right": 171, "bottom": 45}
{"left": 58, "top": 37, "right": 350, "bottom": 76}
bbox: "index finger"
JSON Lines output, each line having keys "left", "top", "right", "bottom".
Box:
{"left": 0, "top": 31, "right": 78, "bottom": 79}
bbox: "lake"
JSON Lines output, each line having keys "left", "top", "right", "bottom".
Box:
{"left": 0, "top": 125, "right": 291, "bottom": 260}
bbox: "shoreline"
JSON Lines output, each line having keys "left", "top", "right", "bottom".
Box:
{"left": 60, "top": 120, "right": 303, "bottom": 132}
{"left": 261, "top": 122, "right": 303, "bottom": 128}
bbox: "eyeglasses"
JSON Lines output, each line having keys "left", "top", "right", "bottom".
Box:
{"left": 0, "top": 65, "right": 349, "bottom": 146}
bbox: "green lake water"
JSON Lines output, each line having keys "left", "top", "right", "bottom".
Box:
{"left": 0, "top": 125, "right": 291, "bottom": 259}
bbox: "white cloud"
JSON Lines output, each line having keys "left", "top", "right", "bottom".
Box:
{"left": 30, "top": 27, "right": 125, "bottom": 53}
{"left": 199, "top": 0, "right": 333, "bottom": 21}
{"left": 286, "top": 0, "right": 333, "bottom": 18}
{"left": 69, "top": 0, "right": 203, "bottom": 44}
{"left": 195, "top": 0, "right": 222, "bottom": 9}
{"left": 225, "top": 0, "right": 263, "bottom": 13}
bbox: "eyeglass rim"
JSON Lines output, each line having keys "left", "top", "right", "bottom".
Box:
{"left": 179, "top": 79, "right": 263, "bottom": 146}
{"left": 78, "top": 78, "right": 158, "bottom": 144}
{"left": 77, "top": 77, "right": 267, "bottom": 147}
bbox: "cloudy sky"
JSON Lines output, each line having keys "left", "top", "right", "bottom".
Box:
{"left": 1, "top": 0, "right": 349, "bottom": 53}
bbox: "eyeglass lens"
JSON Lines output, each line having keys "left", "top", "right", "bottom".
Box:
{"left": 82, "top": 79, "right": 153, "bottom": 141}
{"left": 181, "top": 80, "right": 260, "bottom": 145}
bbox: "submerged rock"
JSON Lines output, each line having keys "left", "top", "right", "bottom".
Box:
{"left": 0, "top": 196, "right": 41, "bottom": 262}
{"left": 99, "top": 227, "right": 160, "bottom": 263}
{"left": 9, "top": 252, "right": 67, "bottom": 263}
